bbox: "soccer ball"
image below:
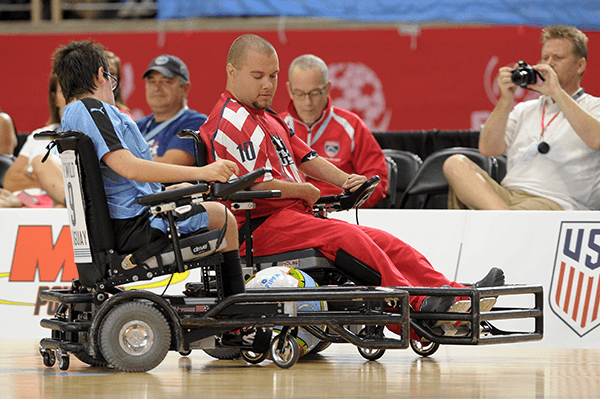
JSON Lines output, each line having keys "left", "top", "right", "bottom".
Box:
{"left": 245, "top": 266, "right": 327, "bottom": 356}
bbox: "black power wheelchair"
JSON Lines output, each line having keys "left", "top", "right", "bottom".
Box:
{"left": 36, "top": 130, "right": 544, "bottom": 372}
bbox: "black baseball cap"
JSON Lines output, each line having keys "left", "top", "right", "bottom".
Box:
{"left": 143, "top": 54, "right": 189, "bottom": 82}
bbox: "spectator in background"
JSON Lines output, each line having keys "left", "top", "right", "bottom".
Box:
{"left": 4, "top": 73, "right": 66, "bottom": 206}
{"left": 281, "top": 54, "right": 388, "bottom": 208}
{"left": 105, "top": 50, "right": 131, "bottom": 114}
{"left": 443, "top": 25, "right": 600, "bottom": 210}
{"left": 0, "top": 111, "right": 17, "bottom": 155}
{"left": 136, "top": 55, "right": 207, "bottom": 166}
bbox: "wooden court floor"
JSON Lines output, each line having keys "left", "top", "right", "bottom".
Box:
{"left": 1, "top": 339, "right": 599, "bottom": 399}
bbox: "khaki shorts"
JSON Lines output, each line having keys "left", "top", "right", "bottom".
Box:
{"left": 447, "top": 162, "right": 564, "bottom": 210}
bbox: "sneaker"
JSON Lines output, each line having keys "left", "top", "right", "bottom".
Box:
{"left": 472, "top": 267, "right": 505, "bottom": 288}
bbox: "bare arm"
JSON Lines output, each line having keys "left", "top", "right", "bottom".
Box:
{"left": 3, "top": 155, "right": 40, "bottom": 192}
{"left": 250, "top": 178, "right": 321, "bottom": 206}
{"left": 298, "top": 156, "right": 366, "bottom": 192}
{"left": 153, "top": 148, "right": 196, "bottom": 166}
{"left": 479, "top": 66, "right": 514, "bottom": 156}
{"left": 0, "top": 113, "right": 17, "bottom": 155}
{"left": 31, "top": 154, "right": 65, "bottom": 206}
{"left": 532, "top": 63, "right": 600, "bottom": 151}
{"left": 102, "top": 149, "right": 239, "bottom": 184}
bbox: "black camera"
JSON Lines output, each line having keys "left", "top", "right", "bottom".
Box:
{"left": 511, "top": 60, "right": 545, "bottom": 88}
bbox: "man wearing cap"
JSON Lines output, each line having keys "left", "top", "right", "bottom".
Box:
{"left": 136, "top": 54, "right": 207, "bottom": 166}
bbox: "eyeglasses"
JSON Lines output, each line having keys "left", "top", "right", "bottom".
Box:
{"left": 291, "top": 85, "right": 327, "bottom": 100}
{"left": 103, "top": 71, "right": 119, "bottom": 92}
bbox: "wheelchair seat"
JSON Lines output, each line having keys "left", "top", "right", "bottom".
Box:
{"left": 37, "top": 130, "right": 227, "bottom": 290}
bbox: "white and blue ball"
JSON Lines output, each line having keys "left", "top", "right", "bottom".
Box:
{"left": 245, "top": 266, "right": 327, "bottom": 356}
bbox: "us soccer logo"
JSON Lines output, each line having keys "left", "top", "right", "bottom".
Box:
{"left": 550, "top": 222, "right": 600, "bottom": 337}
{"left": 324, "top": 141, "right": 340, "bottom": 158}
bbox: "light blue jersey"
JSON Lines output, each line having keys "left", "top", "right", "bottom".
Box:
{"left": 61, "top": 97, "right": 208, "bottom": 234}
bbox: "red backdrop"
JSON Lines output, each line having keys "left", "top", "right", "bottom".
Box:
{"left": 2, "top": 26, "right": 599, "bottom": 134}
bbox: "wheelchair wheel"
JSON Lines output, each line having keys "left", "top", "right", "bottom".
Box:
{"left": 179, "top": 350, "right": 192, "bottom": 357}
{"left": 270, "top": 333, "right": 299, "bottom": 369}
{"left": 74, "top": 352, "right": 108, "bottom": 367}
{"left": 41, "top": 349, "right": 55, "bottom": 367}
{"left": 410, "top": 338, "right": 440, "bottom": 357}
{"left": 357, "top": 327, "right": 386, "bottom": 361}
{"left": 58, "top": 353, "right": 70, "bottom": 371}
{"left": 74, "top": 332, "right": 109, "bottom": 367}
{"left": 99, "top": 301, "right": 171, "bottom": 372}
{"left": 203, "top": 347, "right": 241, "bottom": 360}
{"left": 240, "top": 350, "right": 268, "bottom": 364}
{"left": 309, "top": 340, "right": 332, "bottom": 354}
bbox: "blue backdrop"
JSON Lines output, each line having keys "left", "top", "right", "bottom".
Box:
{"left": 156, "top": 0, "right": 600, "bottom": 31}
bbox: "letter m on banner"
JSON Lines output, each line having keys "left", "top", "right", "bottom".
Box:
{"left": 550, "top": 222, "right": 600, "bottom": 337}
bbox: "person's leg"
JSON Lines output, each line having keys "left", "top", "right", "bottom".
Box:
{"left": 203, "top": 202, "right": 245, "bottom": 296}
{"left": 444, "top": 154, "right": 510, "bottom": 210}
{"left": 508, "top": 190, "right": 564, "bottom": 210}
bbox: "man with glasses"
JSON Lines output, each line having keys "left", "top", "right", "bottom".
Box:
{"left": 444, "top": 25, "right": 600, "bottom": 210}
{"left": 281, "top": 54, "right": 388, "bottom": 208}
{"left": 136, "top": 55, "right": 206, "bottom": 166}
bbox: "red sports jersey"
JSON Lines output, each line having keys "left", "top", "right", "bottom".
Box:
{"left": 200, "top": 91, "right": 318, "bottom": 223}
{"left": 281, "top": 98, "right": 388, "bottom": 207}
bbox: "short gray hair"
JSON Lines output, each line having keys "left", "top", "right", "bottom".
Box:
{"left": 288, "top": 54, "right": 328, "bottom": 84}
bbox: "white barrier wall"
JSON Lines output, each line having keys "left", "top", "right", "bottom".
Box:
{"left": 2, "top": 208, "right": 599, "bottom": 348}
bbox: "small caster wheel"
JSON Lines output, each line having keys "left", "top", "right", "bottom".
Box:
{"left": 179, "top": 350, "right": 192, "bottom": 357}
{"left": 270, "top": 333, "right": 299, "bottom": 369}
{"left": 42, "top": 350, "right": 56, "bottom": 368}
{"left": 410, "top": 338, "right": 440, "bottom": 357}
{"left": 357, "top": 327, "right": 385, "bottom": 361}
{"left": 241, "top": 350, "right": 268, "bottom": 364}
{"left": 58, "top": 354, "right": 70, "bottom": 371}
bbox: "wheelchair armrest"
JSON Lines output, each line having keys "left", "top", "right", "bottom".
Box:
{"left": 177, "top": 129, "right": 200, "bottom": 142}
{"left": 33, "top": 130, "right": 85, "bottom": 141}
{"left": 314, "top": 175, "right": 381, "bottom": 211}
{"left": 210, "top": 167, "right": 271, "bottom": 198}
{"left": 228, "top": 190, "right": 282, "bottom": 201}
{"left": 137, "top": 182, "right": 210, "bottom": 207}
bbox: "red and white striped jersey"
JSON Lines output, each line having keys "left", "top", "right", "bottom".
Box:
{"left": 200, "top": 91, "right": 318, "bottom": 222}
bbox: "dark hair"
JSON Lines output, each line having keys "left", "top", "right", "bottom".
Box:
{"left": 47, "top": 73, "right": 61, "bottom": 125}
{"left": 52, "top": 40, "right": 109, "bottom": 104}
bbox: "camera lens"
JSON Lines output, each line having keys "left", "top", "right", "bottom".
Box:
{"left": 511, "top": 61, "right": 538, "bottom": 88}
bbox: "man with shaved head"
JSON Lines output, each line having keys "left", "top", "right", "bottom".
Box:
{"left": 199, "top": 34, "right": 505, "bottom": 337}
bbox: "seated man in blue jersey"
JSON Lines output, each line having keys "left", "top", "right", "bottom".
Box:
{"left": 51, "top": 40, "right": 245, "bottom": 297}
{"left": 136, "top": 54, "right": 207, "bottom": 166}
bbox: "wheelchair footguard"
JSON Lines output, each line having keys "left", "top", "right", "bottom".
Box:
{"left": 38, "top": 281, "right": 543, "bottom": 371}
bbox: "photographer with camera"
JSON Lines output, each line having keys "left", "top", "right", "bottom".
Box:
{"left": 443, "top": 25, "right": 600, "bottom": 210}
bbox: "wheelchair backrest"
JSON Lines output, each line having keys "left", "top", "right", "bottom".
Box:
{"left": 56, "top": 133, "right": 117, "bottom": 286}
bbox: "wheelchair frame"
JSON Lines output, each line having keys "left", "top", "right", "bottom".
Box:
{"left": 37, "top": 130, "right": 543, "bottom": 372}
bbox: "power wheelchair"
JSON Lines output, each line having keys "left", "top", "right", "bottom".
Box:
{"left": 36, "top": 130, "right": 544, "bottom": 372}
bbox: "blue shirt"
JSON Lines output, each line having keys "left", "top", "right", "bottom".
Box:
{"left": 61, "top": 98, "right": 208, "bottom": 234}
{"left": 136, "top": 108, "right": 207, "bottom": 159}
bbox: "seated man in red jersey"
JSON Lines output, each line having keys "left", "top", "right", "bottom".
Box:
{"left": 198, "top": 33, "right": 505, "bottom": 336}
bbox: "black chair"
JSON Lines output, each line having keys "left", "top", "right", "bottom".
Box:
{"left": 398, "top": 147, "right": 495, "bottom": 209}
{"left": 373, "top": 155, "right": 398, "bottom": 209}
{"left": 491, "top": 155, "right": 507, "bottom": 183}
{"left": 381, "top": 149, "right": 423, "bottom": 209}
{"left": 0, "top": 153, "right": 15, "bottom": 188}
